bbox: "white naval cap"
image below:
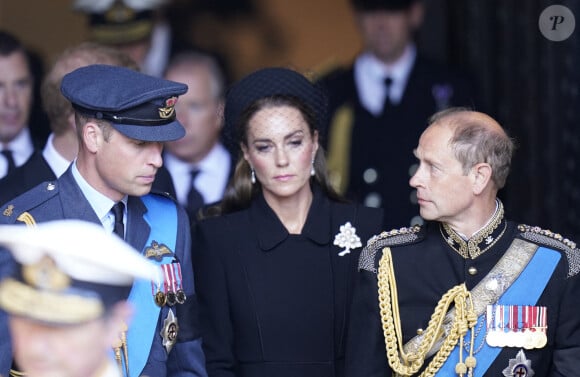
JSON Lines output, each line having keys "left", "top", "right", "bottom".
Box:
{"left": 73, "top": 0, "right": 168, "bottom": 45}
{"left": 0, "top": 219, "right": 158, "bottom": 324}
{"left": 74, "top": 0, "right": 168, "bottom": 13}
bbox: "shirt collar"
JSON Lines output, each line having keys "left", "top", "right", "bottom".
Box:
{"left": 42, "top": 133, "right": 72, "bottom": 178}
{"left": 163, "top": 152, "right": 193, "bottom": 204}
{"left": 440, "top": 199, "right": 507, "bottom": 259}
{"left": 354, "top": 44, "right": 417, "bottom": 115}
{"left": 2, "top": 127, "right": 34, "bottom": 166}
{"left": 251, "top": 185, "right": 331, "bottom": 251}
{"left": 71, "top": 161, "right": 127, "bottom": 225}
{"left": 164, "top": 142, "right": 231, "bottom": 205}
{"left": 196, "top": 142, "right": 230, "bottom": 177}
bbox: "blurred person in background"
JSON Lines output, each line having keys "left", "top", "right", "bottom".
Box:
{"left": 162, "top": 50, "right": 233, "bottom": 221}
{"left": 74, "top": 0, "right": 192, "bottom": 77}
{"left": 0, "top": 30, "right": 35, "bottom": 180}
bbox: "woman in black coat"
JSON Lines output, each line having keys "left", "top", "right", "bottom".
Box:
{"left": 193, "top": 67, "right": 384, "bottom": 377}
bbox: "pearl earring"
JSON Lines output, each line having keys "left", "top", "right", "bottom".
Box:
{"left": 251, "top": 168, "right": 256, "bottom": 184}
{"left": 310, "top": 157, "right": 315, "bottom": 177}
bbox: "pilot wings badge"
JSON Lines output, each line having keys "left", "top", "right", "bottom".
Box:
{"left": 144, "top": 241, "right": 173, "bottom": 261}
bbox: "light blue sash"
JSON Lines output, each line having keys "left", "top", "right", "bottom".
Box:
{"left": 435, "top": 246, "right": 560, "bottom": 376}
{"left": 125, "top": 195, "right": 177, "bottom": 377}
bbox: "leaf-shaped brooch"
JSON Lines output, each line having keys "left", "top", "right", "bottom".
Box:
{"left": 333, "top": 222, "right": 362, "bottom": 256}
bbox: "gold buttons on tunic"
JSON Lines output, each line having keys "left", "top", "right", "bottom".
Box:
{"left": 416, "top": 328, "right": 424, "bottom": 335}
{"left": 468, "top": 266, "right": 478, "bottom": 275}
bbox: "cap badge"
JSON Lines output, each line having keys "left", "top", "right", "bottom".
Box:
{"left": 22, "top": 255, "right": 70, "bottom": 291}
{"left": 159, "top": 97, "right": 178, "bottom": 119}
{"left": 105, "top": 2, "right": 135, "bottom": 23}
{"left": 334, "top": 222, "right": 362, "bottom": 256}
{"left": 2, "top": 204, "right": 14, "bottom": 217}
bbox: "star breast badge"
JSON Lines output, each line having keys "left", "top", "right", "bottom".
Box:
{"left": 502, "top": 349, "right": 535, "bottom": 377}
{"left": 161, "top": 309, "right": 179, "bottom": 354}
{"left": 334, "top": 222, "right": 362, "bottom": 256}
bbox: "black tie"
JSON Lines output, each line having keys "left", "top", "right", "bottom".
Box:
{"left": 1, "top": 150, "right": 16, "bottom": 175}
{"left": 383, "top": 76, "right": 393, "bottom": 112}
{"left": 112, "top": 202, "right": 125, "bottom": 240}
{"left": 187, "top": 169, "right": 204, "bottom": 217}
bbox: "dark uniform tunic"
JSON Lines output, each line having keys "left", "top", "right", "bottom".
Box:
{"left": 193, "top": 187, "right": 383, "bottom": 377}
{"left": 0, "top": 151, "right": 55, "bottom": 206}
{"left": 346, "top": 208, "right": 580, "bottom": 376}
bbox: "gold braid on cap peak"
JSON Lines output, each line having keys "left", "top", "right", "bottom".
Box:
{"left": 378, "top": 248, "right": 478, "bottom": 377}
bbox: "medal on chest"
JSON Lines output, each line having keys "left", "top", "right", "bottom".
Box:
{"left": 486, "top": 305, "right": 547, "bottom": 349}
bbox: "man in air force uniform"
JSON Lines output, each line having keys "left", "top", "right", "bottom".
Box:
{"left": 0, "top": 65, "right": 206, "bottom": 377}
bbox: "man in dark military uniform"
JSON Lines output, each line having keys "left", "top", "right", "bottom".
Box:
{"left": 0, "top": 65, "right": 207, "bottom": 377}
{"left": 317, "top": 0, "right": 476, "bottom": 230}
{"left": 0, "top": 220, "right": 158, "bottom": 377}
{"left": 346, "top": 108, "right": 580, "bottom": 376}
{"left": 73, "top": 0, "right": 195, "bottom": 78}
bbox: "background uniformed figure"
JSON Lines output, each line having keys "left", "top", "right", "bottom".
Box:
{"left": 316, "top": 0, "right": 476, "bottom": 230}
{"left": 73, "top": 0, "right": 197, "bottom": 78}
{"left": 346, "top": 108, "right": 580, "bottom": 376}
{"left": 0, "top": 65, "right": 207, "bottom": 377}
{"left": 0, "top": 220, "right": 158, "bottom": 377}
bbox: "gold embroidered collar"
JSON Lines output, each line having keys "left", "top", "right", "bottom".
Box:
{"left": 440, "top": 200, "right": 507, "bottom": 259}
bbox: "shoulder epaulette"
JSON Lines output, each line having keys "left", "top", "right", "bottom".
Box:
{"left": 518, "top": 224, "right": 579, "bottom": 277}
{"left": 1, "top": 181, "right": 59, "bottom": 223}
{"left": 358, "top": 225, "right": 423, "bottom": 273}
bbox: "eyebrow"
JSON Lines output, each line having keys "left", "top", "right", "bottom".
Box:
{"left": 252, "top": 129, "right": 304, "bottom": 143}
{"left": 413, "top": 148, "right": 439, "bottom": 167}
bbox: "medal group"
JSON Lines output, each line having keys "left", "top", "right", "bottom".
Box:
{"left": 486, "top": 305, "right": 547, "bottom": 350}
{"left": 153, "top": 262, "right": 187, "bottom": 307}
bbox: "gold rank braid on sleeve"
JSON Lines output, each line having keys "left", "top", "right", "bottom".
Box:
{"left": 377, "top": 247, "right": 478, "bottom": 377}
{"left": 16, "top": 212, "right": 36, "bottom": 227}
